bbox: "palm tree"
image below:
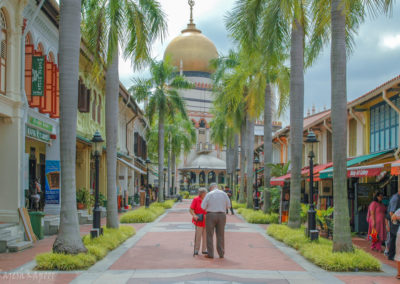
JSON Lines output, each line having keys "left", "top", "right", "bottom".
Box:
{"left": 328, "top": 0, "right": 393, "bottom": 252}
{"left": 82, "top": 0, "right": 166, "bottom": 227}
{"left": 53, "top": 0, "right": 86, "bottom": 254}
{"left": 131, "top": 59, "right": 192, "bottom": 202}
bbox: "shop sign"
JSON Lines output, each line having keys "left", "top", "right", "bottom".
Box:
{"left": 348, "top": 168, "right": 382, "bottom": 178}
{"left": 45, "top": 160, "right": 60, "bottom": 205}
{"left": 28, "top": 116, "right": 53, "bottom": 133}
{"left": 32, "top": 56, "right": 45, "bottom": 96}
{"left": 26, "top": 125, "right": 50, "bottom": 143}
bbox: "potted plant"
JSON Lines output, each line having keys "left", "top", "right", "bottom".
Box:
{"left": 76, "top": 188, "right": 89, "bottom": 209}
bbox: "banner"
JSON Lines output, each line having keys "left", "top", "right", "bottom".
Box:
{"left": 32, "top": 56, "right": 45, "bottom": 96}
{"left": 45, "top": 160, "right": 60, "bottom": 205}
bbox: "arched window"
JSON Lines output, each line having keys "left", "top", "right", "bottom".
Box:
{"left": 92, "top": 91, "right": 97, "bottom": 121}
{"left": 97, "top": 95, "right": 101, "bottom": 124}
{"left": 0, "top": 10, "right": 7, "bottom": 95}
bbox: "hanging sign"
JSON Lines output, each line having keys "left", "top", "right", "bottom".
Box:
{"left": 28, "top": 116, "right": 53, "bottom": 133}
{"left": 26, "top": 125, "right": 50, "bottom": 143}
{"left": 32, "top": 56, "right": 45, "bottom": 96}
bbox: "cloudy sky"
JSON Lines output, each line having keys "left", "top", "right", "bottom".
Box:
{"left": 119, "top": 0, "right": 400, "bottom": 118}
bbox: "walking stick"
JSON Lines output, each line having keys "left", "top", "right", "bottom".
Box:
{"left": 193, "top": 223, "right": 197, "bottom": 257}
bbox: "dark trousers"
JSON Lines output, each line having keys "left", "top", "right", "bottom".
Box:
{"left": 206, "top": 212, "right": 226, "bottom": 258}
{"left": 226, "top": 199, "right": 234, "bottom": 215}
{"left": 389, "top": 230, "right": 397, "bottom": 260}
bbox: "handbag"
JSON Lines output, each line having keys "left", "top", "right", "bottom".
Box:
{"left": 196, "top": 214, "right": 204, "bottom": 222}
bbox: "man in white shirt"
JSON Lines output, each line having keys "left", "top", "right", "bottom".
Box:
{"left": 201, "top": 183, "right": 231, "bottom": 258}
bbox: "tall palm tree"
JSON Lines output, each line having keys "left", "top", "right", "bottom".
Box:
{"left": 53, "top": 0, "right": 86, "bottom": 254}
{"left": 310, "top": 0, "right": 393, "bottom": 252}
{"left": 131, "top": 59, "right": 192, "bottom": 202}
{"left": 82, "top": 0, "right": 166, "bottom": 227}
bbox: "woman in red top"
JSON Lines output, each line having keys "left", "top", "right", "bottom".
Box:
{"left": 189, "top": 187, "right": 207, "bottom": 255}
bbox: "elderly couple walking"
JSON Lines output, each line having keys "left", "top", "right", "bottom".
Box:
{"left": 189, "top": 183, "right": 231, "bottom": 258}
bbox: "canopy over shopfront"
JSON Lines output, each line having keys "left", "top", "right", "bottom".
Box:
{"left": 391, "top": 160, "right": 400, "bottom": 175}
{"left": 319, "top": 150, "right": 392, "bottom": 179}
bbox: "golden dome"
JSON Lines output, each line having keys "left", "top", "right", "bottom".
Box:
{"left": 164, "top": 23, "right": 218, "bottom": 74}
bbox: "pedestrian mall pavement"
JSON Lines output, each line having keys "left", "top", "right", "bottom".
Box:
{"left": 0, "top": 200, "right": 398, "bottom": 283}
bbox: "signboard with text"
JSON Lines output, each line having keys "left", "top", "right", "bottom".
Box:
{"left": 28, "top": 116, "right": 53, "bottom": 132}
{"left": 26, "top": 125, "right": 50, "bottom": 143}
{"left": 32, "top": 56, "right": 45, "bottom": 96}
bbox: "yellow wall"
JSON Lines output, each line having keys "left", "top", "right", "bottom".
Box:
{"left": 25, "top": 137, "right": 46, "bottom": 160}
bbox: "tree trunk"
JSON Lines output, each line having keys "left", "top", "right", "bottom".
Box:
{"left": 263, "top": 84, "right": 273, "bottom": 213}
{"left": 331, "top": 0, "right": 353, "bottom": 252}
{"left": 53, "top": 0, "right": 87, "bottom": 254}
{"left": 105, "top": 50, "right": 119, "bottom": 229}
{"left": 233, "top": 134, "right": 239, "bottom": 197}
{"left": 158, "top": 108, "right": 165, "bottom": 202}
{"left": 246, "top": 118, "right": 255, "bottom": 209}
{"left": 288, "top": 19, "right": 304, "bottom": 229}
{"left": 239, "top": 119, "right": 247, "bottom": 203}
{"left": 167, "top": 138, "right": 170, "bottom": 198}
{"left": 226, "top": 138, "right": 233, "bottom": 189}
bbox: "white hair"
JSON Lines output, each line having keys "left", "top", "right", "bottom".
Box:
{"left": 209, "top": 183, "right": 218, "bottom": 191}
{"left": 198, "top": 187, "right": 207, "bottom": 194}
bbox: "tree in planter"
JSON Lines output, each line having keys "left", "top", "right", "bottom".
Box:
{"left": 130, "top": 58, "right": 192, "bottom": 202}
{"left": 81, "top": 0, "right": 166, "bottom": 228}
{"left": 76, "top": 188, "right": 89, "bottom": 210}
{"left": 52, "top": 0, "right": 87, "bottom": 254}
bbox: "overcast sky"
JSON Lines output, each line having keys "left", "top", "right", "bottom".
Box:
{"left": 119, "top": 0, "right": 400, "bottom": 119}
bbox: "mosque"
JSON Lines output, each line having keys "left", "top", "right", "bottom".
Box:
{"left": 163, "top": 1, "right": 227, "bottom": 190}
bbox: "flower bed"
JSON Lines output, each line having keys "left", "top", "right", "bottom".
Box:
{"left": 267, "top": 224, "right": 380, "bottom": 272}
{"left": 237, "top": 208, "right": 279, "bottom": 224}
{"left": 36, "top": 226, "right": 135, "bottom": 270}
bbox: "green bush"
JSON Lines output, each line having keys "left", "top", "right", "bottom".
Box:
{"left": 232, "top": 201, "right": 246, "bottom": 209}
{"left": 35, "top": 226, "right": 135, "bottom": 270}
{"left": 180, "top": 191, "right": 190, "bottom": 199}
{"left": 120, "top": 206, "right": 165, "bottom": 223}
{"left": 267, "top": 224, "right": 380, "bottom": 272}
{"left": 150, "top": 200, "right": 175, "bottom": 209}
{"left": 237, "top": 208, "right": 279, "bottom": 224}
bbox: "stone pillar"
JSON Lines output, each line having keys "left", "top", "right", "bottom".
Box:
{"left": 205, "top": 171, "right": 209, "bottom": 187}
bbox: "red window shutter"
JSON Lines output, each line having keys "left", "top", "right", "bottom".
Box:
{"left": 40, "top": 59, "right": 53, "bottom": 113}
{"left": 51, "top": 67, "right": 60, "bottom": 118}
{"left": 25, "top": 44, "right": 33, "bottom": 105}
{"left": 50, "top": 63, "right": 57, "bottom": 116}
{"left": 30, "top": 50, "right": 42, "bottom": 107}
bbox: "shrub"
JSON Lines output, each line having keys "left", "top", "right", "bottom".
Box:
{"left": 267, "top": 224, "right": 380, "bottom": 272}
{"left": 180, "top": 191, "right": 190, "bottom": 199}
{"left": 232, "top": 201, "right": 246, "bottom": 209}
{"left": 150, "top": 200, "right": 175, "bottom": 209}
{"left": 35, "top": 226, "right": 135, "bottom": 270}
{"left": 238, "top": 208, "right": 279, "bottom": 224}
{"left": 120, "top": 206, "right": 165, "bottom": 223}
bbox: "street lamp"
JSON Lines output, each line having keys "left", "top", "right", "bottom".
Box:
{"left": 91, "top": 131, "right": 104, "bottom": 238}
{"left": 145, "top": 158, "right": 151, "bottom": 208}
{"left": 254, "top": 156, "right": 260, "bottom": 210}
{"left": 172, "top": 170, "right": 175, "bottom": 196}
{"left": 305, "top": 129, "right": 319, "bottom": 241}
{"left": 163, "top": 167, "right": 167, "bottom": 200}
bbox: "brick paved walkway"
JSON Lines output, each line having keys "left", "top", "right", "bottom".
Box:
{"left": 0, "top": 200, "right": 398, "bottom": 283}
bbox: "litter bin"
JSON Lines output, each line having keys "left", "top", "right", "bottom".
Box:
{"left": 29, "top": 211, "right": 45, "bottom": 240}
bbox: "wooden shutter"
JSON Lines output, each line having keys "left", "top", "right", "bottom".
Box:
{"left": 78, "top": 79, "right": 90, "bottom": 113}
{"left": 25, "top": 44, "right": 33, "bottom": 104}
{"left": 86, "top": 88, "right": 91, "bottom": 113}
{"left": 30, "top": 50, "right": 42, "bottom": 107}
{"left": 50, "top": 66, "right": 59, "bottom": 118}
{"left": 134, "top": 132, "right": 138, "bottom": 155}
{"left": 50, "top": 63, "right": 56, "bottom": 116}
{"left": 40, "top": 58, "right": 53, "bottom": 113}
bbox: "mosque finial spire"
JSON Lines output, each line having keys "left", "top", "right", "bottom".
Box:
{"left": 188, "top": 0, "right": 195, "bottom": 24}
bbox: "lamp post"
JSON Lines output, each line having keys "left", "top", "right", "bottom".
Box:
{"left": 145, "top": 158, "right": 151, "bottom": 208}
{"left": 305, "top": 129, "right": 319, "bottom": 241}
{"left": 172, "top": 170, "right": 175, "bottom": 196}
{"left": 91, "top": 131, "right": 104, "bottom": 238}
{"left": 254, "top": 157, "right": 260, "bottom": 210}
{"left": 163, "top": 167, "right": 167, "bottom": 201}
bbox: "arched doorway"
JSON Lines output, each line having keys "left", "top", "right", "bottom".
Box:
{"left": 218, "top": 173, "right": 225, "bottom": 184}
{"left": 208, "top": 171, "right": 216, "bottom": 184}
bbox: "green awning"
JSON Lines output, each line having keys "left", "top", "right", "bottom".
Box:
{"left": 319, "top": 150, "right": 392, "bottom": 179}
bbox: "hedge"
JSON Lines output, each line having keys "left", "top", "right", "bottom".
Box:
{"left": 120, "top": 206, "right": 165, "bottom": 223}
{"left": 237, "top": 208, "right": 279, "bottom": 224}
{"left": 36, "top": 226, "right": 135, "bottom": 270}
{"left": 267, "top": 224, "right": 380, "bottom": 272}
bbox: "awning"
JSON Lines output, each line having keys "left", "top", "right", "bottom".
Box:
{"left": 117, "top": 158, "right": 146, "bottom": 174}
{"left": 320, "top": 150, "right": 392, "bottom": 179}
{"left": 391, "top": 160, "right": 400, "bottom": 175}
{"left": 305, "top": 162, "right": 333, "bottom": 182}
{"left": 347, "top": 164, "right": 384, "bottom": 178}
{"left": 270, "top": 173, "right": 291, "bottom": 186}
